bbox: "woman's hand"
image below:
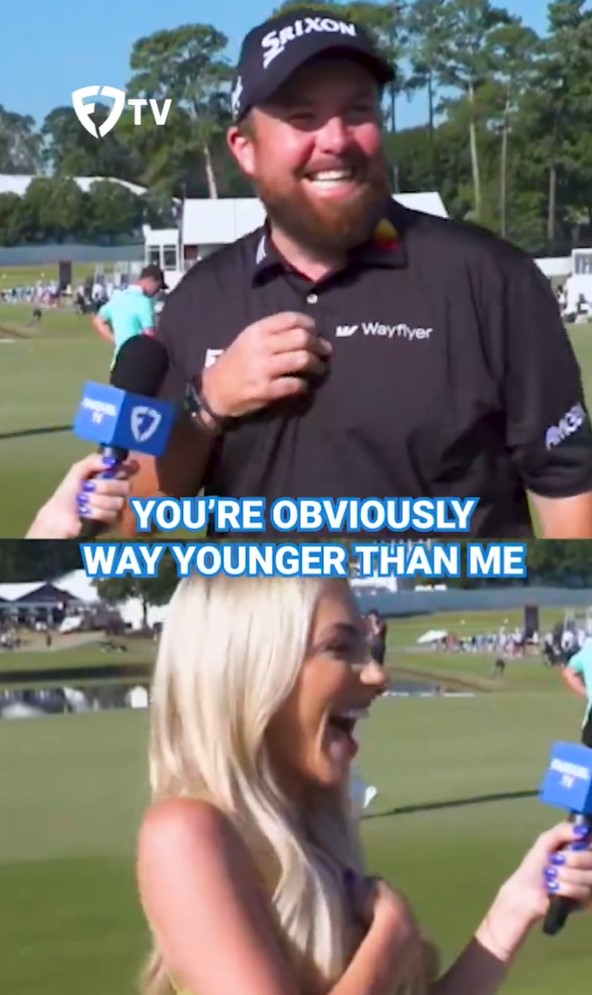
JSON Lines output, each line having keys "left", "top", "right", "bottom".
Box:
{"left": 335, "top": 872, "right": 435, "bottom": 995}
{"left": 500, "top": 820, "right": 592, "bottom": 928}
{"left": 358, "top": 877, "right": 437, "bottom": 994}
{"left": 26, "top": 453, "right": 139, "bottom": 539}
{"left": 361, "top": 877, "right": 417, "bottom": 937}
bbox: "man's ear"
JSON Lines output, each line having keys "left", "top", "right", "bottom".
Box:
{"left": 227, "top": 121, "right": 256, "bottom": 178}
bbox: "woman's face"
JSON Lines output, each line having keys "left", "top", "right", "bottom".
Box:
{"left": 267, "top": 580, "right": 387, "bottom": 789}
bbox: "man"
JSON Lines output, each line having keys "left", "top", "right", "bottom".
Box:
{"left": 91, "top": 264, "right": 167, "bottom": 368}
{"left": 491, "top": 657, "right": 506, "bottom": 679}
{"left": 366, "top": 609, "right": 387, "bottom": 666}
{"left": 560, "top": 635, "right": 592, "bottom": 748}
{"left": 120, "top": 8, "right": 592, "bottom": 539}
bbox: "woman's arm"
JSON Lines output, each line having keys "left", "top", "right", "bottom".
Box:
{"left": 431, "top": 821, "right": 592, "bottom": 995}
{"left": 137, "top": 800, "right": 415, "bottom": 995}
{"left": 430, "top": 884, "right": 530, "bottom": 995}
{"left": 333, "top": 900, "right": 419, "bottom": 995}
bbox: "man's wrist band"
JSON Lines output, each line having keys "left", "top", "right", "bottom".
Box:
{"left": 185, "top": 380, "right": 231, "bottom": 435}
{"left": 198, "top": 392, "right": 227, "bottom": 433}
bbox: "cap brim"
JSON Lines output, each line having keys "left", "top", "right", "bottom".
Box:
{"left": 252, "top": 38, "right": 394, "bottom": 110}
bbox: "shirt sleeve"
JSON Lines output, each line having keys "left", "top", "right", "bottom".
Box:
{"left": 154, "top": 281, "right": 222, "bottom": 492}
{"left": 153, "top": 285, "right": 195, "bottom": 405}
{"left": 137, "top": 295, "right": 156, "bottom": 332}
{"left": 501, "top": 254, "right": 592, "bottom": 497}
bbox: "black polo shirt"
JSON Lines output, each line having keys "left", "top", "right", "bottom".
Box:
{"left": 155, "top": 199, "right": 592, "bottom": 538}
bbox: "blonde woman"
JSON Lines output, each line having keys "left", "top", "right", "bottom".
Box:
{"left": 137, "top": 578, "right": 592, "bottom": 995}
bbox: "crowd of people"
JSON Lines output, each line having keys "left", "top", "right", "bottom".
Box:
{"left": 437, "top": 626, "right": 532, "bottom": 657}
{"left": 0, "top": 279, "right": 62, "bottom": 307}
{"left": 555, "top": 283, "right": 592, "bottom": 323}
{"left": 0, "top": 272, "right": 164, "bottom": 319}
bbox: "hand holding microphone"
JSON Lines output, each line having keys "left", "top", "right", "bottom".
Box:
{"left": 493, "top": 741, "right": 592, "bottom": 946}
{"left": 199, "top": 312, "right": 332, "bottom": 421}
{"left": 537, "top": 741, "right": 592, "bottom": 934}
{"left": 26, "top": 452, "right": 139, "bottom": 539}
{"left": 72, "top": 335, "right": 176, "bottom": 539}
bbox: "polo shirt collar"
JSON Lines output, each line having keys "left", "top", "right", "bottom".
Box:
{"left": 252, "top": 199, "right": 408, "bottom": 285}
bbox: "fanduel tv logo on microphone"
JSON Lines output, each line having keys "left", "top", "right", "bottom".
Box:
{"left": 539, "top": 741, "right": 592, "bottom": 813}
{"left": 71, "top": 85, "right": 172, "bottom": 139}
{"left": 73, "top": 382, "right": 175, "bottom": 456}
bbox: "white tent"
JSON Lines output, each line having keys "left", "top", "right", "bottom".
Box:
{"left": 0, "top": 570, "right": 99, "bottom": 606}
{"left": 417, "top": 629, "right": 448, "bottom": 645}
{"left": 0, "top": 581, "right": 48, "bottom": 602}
{"left": 52, "top": 570, "right": 100, "bottom": 604}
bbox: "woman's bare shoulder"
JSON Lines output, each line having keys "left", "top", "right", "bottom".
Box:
{"left": 138, "top": 797, "right": 248, "bottom": 871}
{"left": 136, "top": 799, "right": 298, "bottom": 995}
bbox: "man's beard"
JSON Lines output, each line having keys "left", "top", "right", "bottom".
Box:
{"left": 253, "top": 153, "right": 391, "bottom": 258}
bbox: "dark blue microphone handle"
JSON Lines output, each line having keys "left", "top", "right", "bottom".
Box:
{"left": 78, "top": 445, "right": 129, "bottom": 541}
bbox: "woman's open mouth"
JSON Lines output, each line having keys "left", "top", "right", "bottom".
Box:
{"left": 325, "top": 709, "right": 368, "bottom": 759}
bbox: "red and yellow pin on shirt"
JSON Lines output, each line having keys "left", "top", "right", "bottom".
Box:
{"left": 372, "top": 217, "right": 400, "bottom": 252}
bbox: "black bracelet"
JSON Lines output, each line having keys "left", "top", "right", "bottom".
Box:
{"left": 185, "top": 380, "right": 231, "bottom": 434}
{"left": 198, "top": 391, "right": 226, "bottom": 429}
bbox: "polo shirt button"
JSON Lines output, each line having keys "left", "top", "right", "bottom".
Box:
{"left": 306, "top": 292, "right": 319, "bottom": 304}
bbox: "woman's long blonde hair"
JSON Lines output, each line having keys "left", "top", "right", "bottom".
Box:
{"left": 141, "top": 576, "right": 366, "bottom": 995}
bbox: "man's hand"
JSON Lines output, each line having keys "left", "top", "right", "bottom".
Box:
{"left": 201, "top": 312, "right": 332, "bottom": 418}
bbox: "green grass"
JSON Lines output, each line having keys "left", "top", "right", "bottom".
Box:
{"left": 0, "top": 608, "right": 578, "bottom": 694}
{"left": 0, "top": 688, "right": 589, "bottom": 995}
{"left": 0, "top": 635, "right": 155, "bottom": 692}
{"left": 0, "top": 636, "right": 155, "bottom": 673}
{"left": 0, "top": 297, "right": 591, "bottom": 537}
{"left": 0, "top": 608, "right": 569, "bottom": 678}
{"left": 0, "top": 302, "right": 109, "bottom": 536}
{"left": 386, "top": 608, "right": 572, "bottom": 647}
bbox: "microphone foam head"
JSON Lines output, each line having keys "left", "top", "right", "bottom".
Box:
{"left": 110, "top": 336, "right": 169, "bottom": 397}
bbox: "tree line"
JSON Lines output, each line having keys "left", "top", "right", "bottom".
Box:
{"left": 1, "top": 0, "right": 591, "bottom": 256}
{"left": 0, "top": 177, "right": 175, "bottom": 248}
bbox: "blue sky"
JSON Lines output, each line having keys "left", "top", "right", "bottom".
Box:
{"left": 1, "top": 0, "right": 551, "bottom": 131}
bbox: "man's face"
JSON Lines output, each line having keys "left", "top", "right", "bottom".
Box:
{"left": 228, "top": 57, "right": 390, "bottom": 256}
{"left": 142, "top": 277, "right": 161, "bottom": 298}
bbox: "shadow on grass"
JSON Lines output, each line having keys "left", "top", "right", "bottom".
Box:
{"left": 364, "top": 789, "right": 537, "bottom": 819}
{"left": 0, "top": 322, "right": 40, "bottom": 341}
{"left": 0, "top": 424, "right": 71, "bottom": 441}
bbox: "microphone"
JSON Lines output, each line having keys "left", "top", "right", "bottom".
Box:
{"left": 538, "top": 740, "right": 592, "bottom": 936}
{"left": 72, "top": 336, "right": 175, "bottom": 539}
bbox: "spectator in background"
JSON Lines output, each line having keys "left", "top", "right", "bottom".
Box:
{"left": 491, "top": 657, "right": 506, "bottom": 679}
{"left": 91, "top": 264, "right": 167, "bottom": 369}
{"left": 366, "top": 608, "right": 387, "bottom": 665}
{"left": 560, "top": 635, "right": 592, "bottom": 747}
